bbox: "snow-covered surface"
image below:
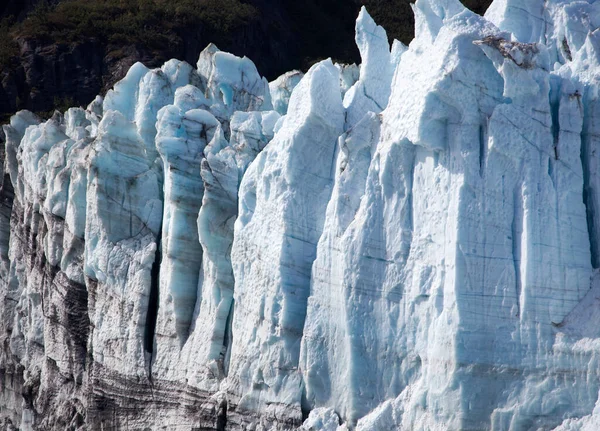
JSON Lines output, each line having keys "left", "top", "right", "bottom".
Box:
{"left": 3, "top": 2, "right": 600, "bottom": 430}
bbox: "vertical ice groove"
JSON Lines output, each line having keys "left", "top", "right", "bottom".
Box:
{"left": 153, "top": 104, "right": 223, "bottom": 368}
{"left": 574, "top": 28, "right": 600, "bottom": 272}
{"left": 84, "top": 110, "right": 162, "bottom": 377}
{"left": 221, "top": 300, "right": 234, "bottom": 376}
{"left": 571, "top": 30, "right": 600, "bottom": 277}
{"left": 550, "top": 75, "right": 561, "bottom": 159}
{"left": 479, "top": 123, "right": 486, "bottom": 176}
{"left": 581, "top": 94, "right": 599, "bottom": 269}
{"left": 150, "top": 49, "right": 277, "bottom": 393}
{"left": 182, "top": 110, "right": 280, "bottom": 385}
{"left": 512, "top": 182, "right": 523, "bottom": 318}
{"left": 144, "top": 224, "right": 161, "bottom": 366}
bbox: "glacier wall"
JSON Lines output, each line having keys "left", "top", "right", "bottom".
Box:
{"left": 3, "top": 1, "right": 600, "bottom": 430}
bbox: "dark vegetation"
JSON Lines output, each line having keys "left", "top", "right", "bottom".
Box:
{"left": 0, "top": 0, "right": 260, "bottom": 64}
{"left": 0, "top": 0, "right": 493, "bottom": 123}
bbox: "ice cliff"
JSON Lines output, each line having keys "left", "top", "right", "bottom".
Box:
{"left": 3, "top": 1, "right": 600, "bottom": 430}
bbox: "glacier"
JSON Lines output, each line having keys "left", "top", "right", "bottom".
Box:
{"left": 3, "top": 0, "right": 600, "bottom": 430}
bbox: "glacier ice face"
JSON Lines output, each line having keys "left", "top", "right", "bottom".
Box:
{"left": 186, "top": 109, "right": 280, "bottom": 379}
{"left": 343, "top": 7, "right": 396, "bottom": 128}
{"left": 270, "top": 70, "right": 304, "bottom": 115}
{"left": 150, "top": 71, "right": 280, "bottom": 401}
{"left": 103, "top": 62, "right": 150, "bottom": 121}
{"left": 154, "top": 104, "right": 220, "bottom": 353}
{"left": 5, "top": 1, "right": 600, "bottom": 430}
{"left": 3, "top": 111, "right": 40, "bottom": 191}
{"left": 300, "top": 408, "right": 346, "bottom": 431}
{"left": 303, "top": 1, "right": 600, "bottom": 429}
{"left": 485, "top": 0, "right": 600, "bottom": 66}
{"left": 337, "top": 62, "right": 360, "bottom": 97}
{"left": 84, "top": 110, "right": 163, "bottom": 376}
{"left": 196, "top": 44, "right": 273, "bottom": 130}
{"left": 226, "top": 58, "right": 344, "bottom": 426}
{"left": 300, "top": 111, "right": 390, "bottom": 424}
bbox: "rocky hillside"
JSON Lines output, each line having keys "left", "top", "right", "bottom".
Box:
{"left": 0, "top": 0, "right": 491, "bottom": 123}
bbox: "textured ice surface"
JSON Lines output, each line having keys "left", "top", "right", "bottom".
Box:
{"left": 84, "top": 110, "right": 162, "bottom": 376}
{"left": 343, "top": 7, "right": 396, "bottom": 128}
{"left": 154, "top": 105, "right": 220, "bottom": 352}
{"left": 336, "top": 63, "right": 360, "bottom": 97}
{"left": 270, "top": 70, "right": 303, "bottom": 115}
{"left": 303, "top": 0, "right": 600, "bottom": 429}
{"left": 196, "top": 44, "right": 272, "bottom": 130}
{"left": 226, "top": 58, "right": 344, "bottom": 425}
{"left": 5, "top": 1, "right": 600, "bottom": 430}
